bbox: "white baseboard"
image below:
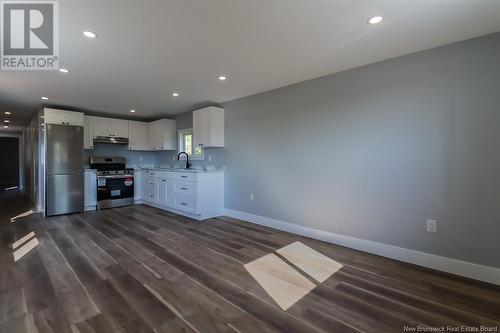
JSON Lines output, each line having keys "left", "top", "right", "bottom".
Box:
{"left": 224, "top": 209, "right": 500, "bottom": 286}
{"left": 84, "top": 205, "right": 97, "bottom": 212}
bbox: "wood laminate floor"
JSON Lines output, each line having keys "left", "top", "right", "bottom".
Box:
{"left": 1, "top": 195, "right": 499, "bottom": 332}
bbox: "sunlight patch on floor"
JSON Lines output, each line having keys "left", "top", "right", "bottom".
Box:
{"left": 277, "top": 241, "right": 343, "bottom": 283}
{"left": 244, "top": 253, "right": 316, "bottom": 310}
{"left": 13, "top": 237, "right": 39, "bottom": 262}
{"left": 244, "top": 241, "right": 343, "bottom": 310}
{"left": 10, "top": 209, "right": 34, "bottom": 223}
{"left": 11, "top": 231, "right": 36, "bottom": 250}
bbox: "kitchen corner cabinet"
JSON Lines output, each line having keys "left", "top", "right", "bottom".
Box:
{"left": 83, "top": 116, "right": 94, "bottom": 149}
{"left": 128, "top": 121, "right": 148, "bottom": 150}
{"left": 193, "top": 107, "right": 224, "bottom": 148}
{"left": 44, "top": 108, "right": 84, "bottom": 126}
{"left": 92, "top": 117, "right": 129, "bottom": 138}
{"left": 147, "top": 119, "right": 176, "bottom": 150}
{"left": 84, "top": 170, "right": 97, "bottom": 210}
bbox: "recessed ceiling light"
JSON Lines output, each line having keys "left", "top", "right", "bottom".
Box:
{"left": 59, "top": 68, "right": 69, "bottom": 73}
{"left": 367, "top": 16, "right": 383, "bottom": 24}
{"left": 4, "top": 111, "right": 11, "bottom": 115}
{"left": 172, "top": 92, "right": 179, "bottom": 97}
{"left": 83, "top": 31, "right": 97, "bottom": 38}
{"left": 3, "top": 125, "right": 8, "bottom": 128}
{"left": 130, "top": 109, "right": 136, "bottom": 113}
{"left": 218, "top": 75, "right": 227, "bottom": 81}
{"left": 41, "top": 96, "right": 48, "bottom": 100}
{"left": 4, "top": 120, "right": 10, "bottom": 123}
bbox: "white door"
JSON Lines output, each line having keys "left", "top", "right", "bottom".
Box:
{"left": 149, "top": 177, "right": 160, "bottom": 202}
{"left": 159, "top": 176, "right": 168, "bottom": 205}
{"left": 160, "top": 119, "right": 177, "bottom": 150}
{"left": 66, "top": 111, "right": 84, "bottom": 126}
{"left": 166, "top": 179, "right": 174, "bottom": 207}
{"left": 129, "top": 121, "right": 148, "bottom": 150}
{"left": 134, "top": 170, "right": 141, "bottom": 201}
{"left": 92, "top": 117, "right": 110, "bottom": 137}
{"left": 142, "top": 172, "right": 150, "bottom": 202}
{"left": 44, "top": 109, "right": 67, "bottom": 125}
{"left": 84, "top": 171, "right": 97, "bottom": 207}
{"left": 83, "top": 116, "right": 94, "bottom": 149}
{"left": 110, "top": 119, "right": 129, "bottom": 138}
{"left": 147, "top": 121, "right": 159, "bottom": 150}
{"left": 193, "top": 109, "right": 206, "bottom": 147}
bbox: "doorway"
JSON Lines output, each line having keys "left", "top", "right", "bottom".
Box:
{"left": 0, "top": 137, "right": 20, "bottom": 191}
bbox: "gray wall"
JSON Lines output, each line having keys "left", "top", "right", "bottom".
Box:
{"left": 223, "top": 32, "right": 500, "bottom": 268}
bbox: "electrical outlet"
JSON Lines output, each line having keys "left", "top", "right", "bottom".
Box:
{"left": 249, "top": 192, "right": 254, "bottom": 202}
{"left": 139, "top": 155, "right": 143, "bottom": 162}
{"left": 426, "top": 220, "right": 437, "bottom": 233}
{"left": 172, "top": 155, "right": 176, "bottom": 161}
{"left": 208, "top": 154, "right": 212, "bottom": 161}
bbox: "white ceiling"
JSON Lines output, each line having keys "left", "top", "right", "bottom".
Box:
{"left": 1, "top": 0, "right": 500, "bottom": 131}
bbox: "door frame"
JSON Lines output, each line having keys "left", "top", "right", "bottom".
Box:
{"left": 0, "top": 132, "right": 24, "bottom": 190}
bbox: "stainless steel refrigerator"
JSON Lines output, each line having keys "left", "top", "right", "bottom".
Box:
{"left": 45, "top": 124, "right": 84, "bottom": 216}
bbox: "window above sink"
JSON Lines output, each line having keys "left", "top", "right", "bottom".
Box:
{"left": 178, "top": 128, "right": 203, "bottom": 160}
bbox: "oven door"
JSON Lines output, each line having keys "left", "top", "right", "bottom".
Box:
{"left": 97, "top": 175, "right": 134, "bottom": 209}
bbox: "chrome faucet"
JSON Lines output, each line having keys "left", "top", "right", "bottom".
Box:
{"left": 177, "top": 152, "right": 191, "bottom": 169}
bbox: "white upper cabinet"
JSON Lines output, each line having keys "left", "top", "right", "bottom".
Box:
{"left": 128, "top": 121, "right": 148, "bottom": 151}
{"left": 110, "top": 119, "right": 129, "bottom": 138}
{"left": 193, "top": 107, "right": 224, "bottom": 148}
{"left": 83, "top": 116, "right": 94, "bottom": 149}
{"left": 44, "top": 108, "right": 84, "bottom": 126}
{"left": 147, "top": 119, "right": 176, "bottom": 150}
{"left": 91, "top": 117, "right": 108, "bottom": 137}
{"left": 91, "top": 117, "right": 129, "bottom": 138}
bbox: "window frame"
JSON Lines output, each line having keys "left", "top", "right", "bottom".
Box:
{"left": 178, "top": 128, "right": 204, "bottom": 160}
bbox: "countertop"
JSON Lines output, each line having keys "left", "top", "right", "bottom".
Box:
{"left": 136, "top": 167, "right": 224, "bottom": 173}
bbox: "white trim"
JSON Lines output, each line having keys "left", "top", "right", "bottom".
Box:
{"left": 177, "top": 128, "right": 204, "bottom": 161}
{"left": 224, "top": 209, "right": 500, "bottom": 286}
{"left": 84, "top": 205, "right": 97, "bottom": 212}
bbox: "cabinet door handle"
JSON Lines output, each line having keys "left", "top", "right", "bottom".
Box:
{"left": 181, "top": 175, "right": 187, "bottom": 178}
{"left": 162, "top": 180, "right": 166, "bottom": 182}
{"left": 181, "top": 202, "right": 188, "bottom": 206}
{"left": 181, "top": 187, "right": 188, "bottom": 190}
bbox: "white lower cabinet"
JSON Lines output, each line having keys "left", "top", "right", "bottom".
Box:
{"left": 84, "top": 170, "right": 97, "bottom": 210}
{"left": 138, "top": 170, "right": 224, "bottom": 220}
{"left": 159, "top": 175, "right": 168, "bottom": 205}
{"left": 148, "top": 176, "right": 160, "bottom": 203}
{"left": 134, "top": 170, "right": 142, "bottom": 201}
